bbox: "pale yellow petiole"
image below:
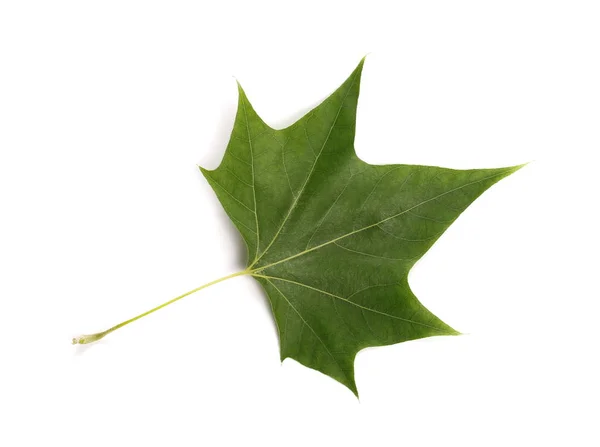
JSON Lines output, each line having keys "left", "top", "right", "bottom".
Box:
{"left": 72, "top": 269, "right": 251, "bottom": 345}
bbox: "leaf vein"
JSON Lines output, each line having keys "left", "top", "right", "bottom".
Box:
{"left": 257, "top": 275, "right": 447, "bottom": 332}
{"left": 253, "top": 170, "right": 510, "bottom": 272}
{"left": 333, "top": 241, "right": 416, "bottom": 261}
{"left": 305, "top": 173, "right": 356, "bottom": 250}
{"left": 266, "top": 279, "right": 349, "bottom": 379}
{"left": 251, "top": 71, "right": 361, "bottom": 267}
{"left": 242, "top": 98, "right": 261, "bottom": 260}
{"left": 207, "top": 176, "right": 256, "bottom": 213}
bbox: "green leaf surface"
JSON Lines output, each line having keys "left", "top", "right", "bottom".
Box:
{"left": 201, "top": 58, "right": 522, "bottom": 395}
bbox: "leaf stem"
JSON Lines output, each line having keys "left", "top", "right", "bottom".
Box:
{"left": 72, "top": 269, "right": 250, "bottom": 345}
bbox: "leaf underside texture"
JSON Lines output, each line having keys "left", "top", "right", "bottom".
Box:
{"left": 201, "top": 59, "right": 522, "bottom": 396}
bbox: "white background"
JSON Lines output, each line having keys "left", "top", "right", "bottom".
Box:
{"left": 1, "top": 1, "right": 599, "bottom": 446}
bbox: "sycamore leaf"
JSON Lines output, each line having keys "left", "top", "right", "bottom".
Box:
{"left": 200, "top": 58, "right": 523, "bottom": 396}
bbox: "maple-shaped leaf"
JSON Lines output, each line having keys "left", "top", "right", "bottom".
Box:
{"left": 200, "top": 58, "right": 523, "bottom": 395}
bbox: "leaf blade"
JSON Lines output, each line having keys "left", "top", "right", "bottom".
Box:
{"left": 202, "top": 59, "right": 523, "bottom": 394}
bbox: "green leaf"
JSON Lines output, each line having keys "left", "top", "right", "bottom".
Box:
{"left": 200, "top": 58, "right": 522, "bottom": 396}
